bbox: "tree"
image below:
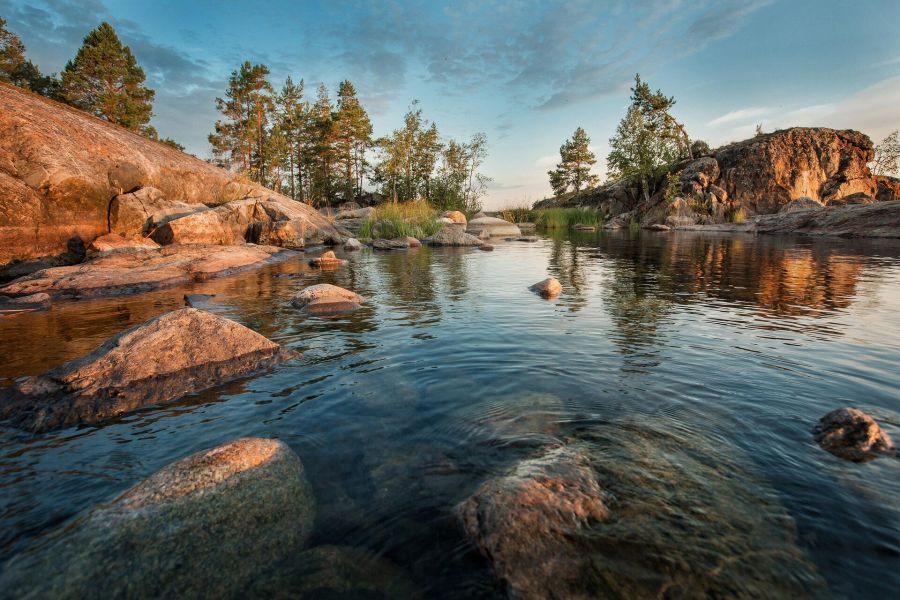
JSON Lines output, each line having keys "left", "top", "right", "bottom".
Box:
{"left": 0, "top": 18, "right": 59, "bottom": 96}
{"left": 372, "top": 102, "right": 443, "bottom": 203}
{"left": 872, "top": 130, "right": 900, "bottom": 177}
{"left": 160, "top": 137, "right": 185, "bottom": 151}
{"left": 334, "top": 80, "right": 373, "bottom": 201}
{"left": 431, "top": 133, "right": 491, "bottom": 213}
{"left": 308, "top": 83, "right": 338, "bottom": 205}
{"left": 275, "top": 77, "right": 306, "bottom": 200}
{"left": 60, "top": 22, "right": 155, "bottom": 133}
{"left": 607, "top": 73, "right": 690, "bottom": 203}
{"left": 548, "top": 127, "right": 599, "bottom": 196}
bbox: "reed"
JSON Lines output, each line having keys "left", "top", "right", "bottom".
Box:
{"left": 359, "top": 201, "right": 443, "bottom": 239}
{"left": 532, "top": 207, "right": 604, "bottom": 229}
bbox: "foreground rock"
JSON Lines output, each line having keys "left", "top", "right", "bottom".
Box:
{"left": 467, "top": 216, "right": 521, "bottom": 237}
{"left": 529, "top": 277, "right": 561, "bottom": 298}
{"left": 425, "top": 226, "right": 484, "bottom": 247}
{"left": 0, "top": 82, "right": 336, "bottom": 267}
{"left": 0, "top": 308, "right": 298, "bottom": 432}
{"left": 813, "top": 407, "right": 894, "bottom": 461}
{"left": 458, "top": 445, "right": 609, "bottom": 600}
{"left": 291, "top": 283, "right": 366, "bottom": 316}
{"left": 0, "top": 292, "right": 51, "bottom": 314}
{"left": 0, "top": 244, "right": 293, "bottom": 299}
{"left": 87, "top": 232, "right": 160, "bottom": 256}
{"left": 0, "top": 438, "right": 315, "bottom": 599}
{"left": 373, "top": 236, "right": 421, "bottom": 250}
{"left": 246, "top": 545, "right": 419, "bottom": 599}
{"left": 459, "top": 421, "right": 825, "bottom": 598}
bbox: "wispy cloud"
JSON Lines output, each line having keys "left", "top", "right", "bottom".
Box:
{"left": 708, "top": 107, "right": 769, "bottom": 127}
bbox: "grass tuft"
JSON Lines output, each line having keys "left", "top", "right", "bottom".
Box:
{"left": 532, "top": 207, "right": 604, "bottom": 229}
{"left": 359, "top": 201, "right": 443, "bottom": 239}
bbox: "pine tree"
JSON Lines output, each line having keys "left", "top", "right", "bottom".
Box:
{"left": 0, "top": 18, "right": 58, "bottom": 96}
{"left": 308, "top": 84, "right": 338, "bottom": 206}
{"left": 334, "top": 80, "right": 373, "bottom": 201}
{"left": 275, "top": 77, "right": 306, "bottom": 200}
{"left": 607, "top": 73, "right": 689, "bottom": 203}
{"left": 548, "top": 127, "right": 599, "bottom": 196}
{"left": 60, "top": 22, "right": 155, "bottom": 133}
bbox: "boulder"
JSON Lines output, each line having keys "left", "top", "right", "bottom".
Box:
{"left": 517, "top": 222, "right": 536, "bottom": 231}
{"left": 813, "top": 407, "right": 894, "bottom": 461}
{"left": 478, "top": 244, "right": 494, "bottom": 251}
{"left": 780, "top": 196, "right": 825, "bottom": 213}
{"left": 0, "top": 438, "right": 315, "bottom": 599}
{"left": 372, "top": 236, "right": 421, "bottom": 250}
{"left": 425, "top": 226, "right": 484, "bottom": 247}
{"left": 572, "top": 223, "right": 596, "bottom": 231}
{"left": 442, "top": 210, "right": 467, "bottom": 225}
{"left": 87, "top": 232, "right": 160, "bottom": 256}
{"left": 291, "top": 283, "right": 366, "bottom": 316}
{"left": 0, "top": 308, "right": 298, "bottom": 432}
{"left": 828, "top": 192, "right": 874, "bottom": 207}
{"left": 529, "top": 277, "right": 561, "bottom": 298}
{"left": 245, "top": 545, "right": 419, "bottom": 599}
{"left": 457, "top": 445, "right": 609, "bottom": 600}
{"left": 645, "top": 223, "right": 671, "bottom": 231}
{"left": 249, "top": 218, "right": 310, "bottom": 249}
{"left": 336, "top": 206, "right": 375, "bottom": 220}
{"left": 343, "top": 238, "right": 362, "bottom": 251}
{"left": 0, "top": 244, "right": 294, "bottom": 299}
{"left": 0, "top": 292, "right": 51, "bottom": 313}
{"left": 109, "top": 187, "right": 198, "bottom": 235}
{"left": 507, "top": 236, "right": 538, "bottom": 242}
{"left": 467, "top": 216, "right": 521, "bottom": 237}
{"left": 472, "top": 211, "right": 488, "bottom": 219}
{"left": 0, "top": 82, "right": 335, "bottom": 266}
{"left": 437, "top": 217, "right": 455, "bottom": 225}
{"left": 307, "top": 249, "right": 346, "bottom": 268}
{"left": 681, "top": 156, "right": 720, "bottom": 186}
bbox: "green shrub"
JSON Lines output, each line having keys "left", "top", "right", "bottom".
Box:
{"left": 359, "top": 201, "right": 443, "bottom": 239}
{"left": 532, "top": 207, "right": 604, "bottom": 229}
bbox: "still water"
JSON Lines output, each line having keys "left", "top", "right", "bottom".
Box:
{"left": 1, "top": 231, "right": 899, "bottom": 598}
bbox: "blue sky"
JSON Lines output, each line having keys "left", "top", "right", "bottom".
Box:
{"left": 3, "top": 0, "right": 899, "bottom": 208}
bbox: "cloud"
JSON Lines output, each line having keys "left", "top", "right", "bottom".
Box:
{"left": 708, "top": 107, "right": 770, "bottom": 127}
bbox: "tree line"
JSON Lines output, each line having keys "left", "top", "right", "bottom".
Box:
{"left": 1, "top": 18, "right": 491, "bottom": 211}
{"left": 210, "top": 66, "right": 489, "bottom": 211}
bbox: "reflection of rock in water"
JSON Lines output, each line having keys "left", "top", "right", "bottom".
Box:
{"left": 246, "top": 545, "right": 420, "bottom": 599}
{"left": 458, "top": 419, "right": 826, "bottom": 599}
{"left": 0, "top": 438, "right": 315, "bottom": 599}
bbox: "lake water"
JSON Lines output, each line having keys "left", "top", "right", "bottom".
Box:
{"left": 1, "top": 230, "right": 899, "bottom": 598}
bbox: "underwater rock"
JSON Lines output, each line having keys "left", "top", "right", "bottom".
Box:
{"left": 0, "top": 438, "right": 315, "bottom": 599}
{"left": 245, "top": 545, "right": 420, "bottom": 599}
{"left": 0, "top": 308, "right": 298, "bottom": 432}
{"left": 307, "top": 249, "right": 346, "bottom": 268}
{"left": 814, "top": 407, "right": 894, "bottom": 461}
{"left": 529, "top": 277, "right": 561, "bottom": 298}
{"left": 458, "top": 445, "right": 609, "bottom": 600}
{"left": 459, "top": 421, "right": 827, "bottom": 599}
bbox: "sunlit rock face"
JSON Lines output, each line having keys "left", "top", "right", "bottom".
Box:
{"left": 458, "top": 421, "right": 826, "bottom": 599}
{"left": 0, "top": 308, "right": 298, "bottom": 432}
{"left": 0, "top": 82, "right": 338, "bottom": 267}
{"left": 0, "top": 438, "right": 315, "bottom": 599}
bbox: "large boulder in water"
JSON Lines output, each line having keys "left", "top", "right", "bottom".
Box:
{"left": 0, "top": 438, "right": 315, "bottom": 599}
{"left": 466, "top": 216, "right": 521, "bottom": 237}
{"left": 529, "top": 277, "right": 561, "bottom": 298}
{"left": 458, "top": 421, "right": 826, "bottom": 598}
{"left": 814, "top": 407, "right": 894, "bottom": 461}
{"left": 458, "top": 445, "right": 609, "bottom": 600}
{"left": 0, "top": 308, "right": 298, "bottom": 432}
{"left": 291, "top": 283, "right": 366, "bottom": 316}
{"left": 425, "top": 226, "right": 484, "bottom": 246}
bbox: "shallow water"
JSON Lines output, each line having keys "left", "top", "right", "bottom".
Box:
{"left": 1, "top": 230, "right": 899, "bottom": 598}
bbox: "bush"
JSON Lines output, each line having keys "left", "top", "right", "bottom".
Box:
{"left": 359, "top": 201, "right": 443, "bottom": 239}
{"left": 498, "top": 205, "right": 534, "bottom": 223}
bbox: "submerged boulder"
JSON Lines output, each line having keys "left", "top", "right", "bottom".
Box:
{"left": 0, "top": 438, "right": 315, "bottom": 599}
{"left": 291, "top": 283, "right": 366, "bottom": 316}
{"left": 0, "top": 308, "right": 298, "bottom": 432}
{"left": 307, "top": 249, "right": 346, "bottom": 268}
{"left": 425, "top": 226, "right": 484, "bottom": 247}
{"left": 814, "top": 407, "right": 894, "bottom": 461}
{"left": 458, "top": 445, "right": 610, "bottom": 600}
{"left": 529, "top": 277, "right": 561, "bottom": 298}
{"left": 467, "top": 216, "right": 521, "bottom": 237}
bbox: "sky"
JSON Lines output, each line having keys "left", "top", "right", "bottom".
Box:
{"left": 3, "top": 0, "right": 900, "bottom": 209}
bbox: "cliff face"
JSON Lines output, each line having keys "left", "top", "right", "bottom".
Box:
{"left": 0, "top": 82, "right": 337, "bottom": 267}
{"left": 537, "top": 127, "right": 894, "bottom": 227}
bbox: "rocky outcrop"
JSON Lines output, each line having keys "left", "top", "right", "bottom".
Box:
{"left": 425, "top": 225, "right": 484, "bottom": 246}
{"left": 87, "top": 232, "right": 160, "bottom": 255}
{"left": 0, "top": 82, "right": 337, "bottom": 267}
{"left": 467, "top": 216, "right": 521, "bottom": 237}
{"left": 291, "top": 283, "right": 366, "bottom": 316}
{"left": 780, "top": 197, "right": 824, "bottom": 213}
{"left": 0, "top": 308, "right": 298, "bottom": 432}
{"left": 875, "top": 176, "right": 900, "bottom": 202}
{"left": 0, "top": 438, "right": 315, "bottom": 599}
{"left": 457, "top": 445, "right": 609, "bottom": 600}
{"left": 814, "top": 407, "right": 894, "bottom": 461}
{"left": 108, "top": 186, "right": 199, "bottom": 235}
{"left": 529, "top": 277, "right": 561, "bottom": 298}
{"left": 0, "top": 244, "right": 293, "bottom": 299}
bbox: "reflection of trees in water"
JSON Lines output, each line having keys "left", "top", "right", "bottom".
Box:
{"left": 433, "top": 248, "right": 470, "bottom": 301}
{"left": 546, "top": 236, "right": 589, "bottom": 313}
{"left": 376, "top": 247, "right": 441, "bottom": 324}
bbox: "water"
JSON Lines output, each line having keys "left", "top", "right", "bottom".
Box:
{"left": 1, "top": 231, "right": 899, "bottom": 598}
